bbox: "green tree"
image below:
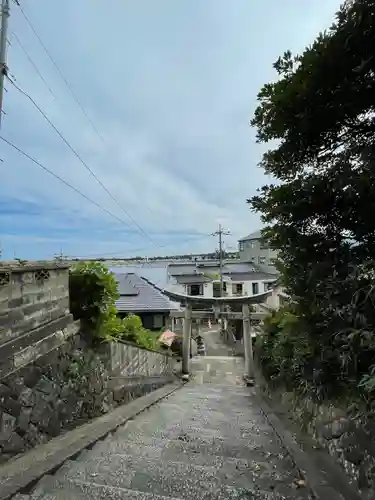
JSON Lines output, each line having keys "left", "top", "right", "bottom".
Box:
{"left": 250, "top": 0, "right": 375, "bottom": 399}
{"left": 70, "top": 261, "right": 120, "bottom": 336}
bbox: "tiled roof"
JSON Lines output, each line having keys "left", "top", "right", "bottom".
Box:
{"left": 115, "top": 273, "right": 178, "bottom": 313}
{"left": 238, "top": 230, "right": 262, "bottom": 242}
{"left": 118, "top": 278, "right": 139, "bottom": 296}
{"left": 111, "top": 265, "right": 169, "bottom": 289}
{"left": 167, "top": 264, "right": 198, "bottom": 275}
{"left": 168, "top": 260, "right": 262, "bottom": 278}
{"left": 224, "top": 262, "right": 257, "bottom": 273}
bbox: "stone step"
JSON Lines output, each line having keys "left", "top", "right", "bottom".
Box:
{"left": 87, "top": 440, "right": 164, "bottom": 460}
{"left": 88, "top": 431, "right": 286, "bottom": 466}
{"left": 43, "top": 455, "right": 309, "bottom": 500}
{"left": 29, "top": 474, "right": 55, "bottom": 498}
{"left": 28, "top": 476, "right": 308, "bottom": 500}
{"left": 28, "top": 477, "right": 182, "bottom": 500}
{"left": 53, "top": 450, "right": 298, "bottom": 491}
{"left": 123, "top": 403, "right": 268, "bottom": 425}
{"left": 162, "top": 435, "right": 285, "bottom": 460}
{"left": 113, "top": 422, "right": 279, "bottom": 450}
{"left": 114, "top": 421, "right": 274, "bottom": 445}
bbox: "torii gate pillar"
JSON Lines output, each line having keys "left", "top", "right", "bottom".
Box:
{"left": 182, "top": 303, "right": 192, "bottom": 375}
{"left": 242, "top": 303, "right": 254, "bottom": 382}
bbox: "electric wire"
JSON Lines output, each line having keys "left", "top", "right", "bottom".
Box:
{"left": 7, "top": 76, "right": 157, "bottom": 245}
{"left": 15, "top": 0, "right": 104, "bottom": 144}
{"left": 11, "top": 31, "right": 56, "bottom": 99}
{"left": 73, "top": 233, "right": 214, "bottom": 259}
{"left": 0, "top": 135, "right": 147, "bottom": 228}
{"left": 12, "top": 2, "right": 159, "bottom": 246}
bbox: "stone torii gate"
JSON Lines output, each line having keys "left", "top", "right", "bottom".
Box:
{"left": 162, "top": 289, "right": 271, "bottom": 381}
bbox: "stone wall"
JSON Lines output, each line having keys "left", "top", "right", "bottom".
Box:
{"left": 0, "top": 332, "right": 175, "bottom": 465}
{"left": 300, "top": 401, "right": 375, "bottom": 499}
{"left": 0, "top": 262, "right": 70, "bottom": 347}
{"left": 256, "top": 368, "right": 375, "bottom": 499}
{"left": 0, "top": 262, "right": 175, "bottom": 465}
{"left": 0, "top": 263, "right": 74, "bottom": 382}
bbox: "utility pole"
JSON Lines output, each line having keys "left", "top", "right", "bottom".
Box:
{"left": 212, "top": 224, "right": 230, "bottom": 334}
{"left": 212, "top": 224, "right": 230, "bottom": 298}
{"left": 0, "top": 0, "right": 10, "bottom": 129}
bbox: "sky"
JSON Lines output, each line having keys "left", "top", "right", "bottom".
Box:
{"left": 0, "top": 0, "right": 343, "bottom": 260}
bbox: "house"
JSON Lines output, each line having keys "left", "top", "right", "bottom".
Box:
{"left": 238, "top": 230, "right": 278, "bottom": 269}
{"left": 166, "top": 260, "right": 278, "bottom": 299}
{"left": 115, "top": 273, "right": 179, "bottom": 330}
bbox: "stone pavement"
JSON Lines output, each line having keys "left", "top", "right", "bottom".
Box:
{"left": 201, "top": 327, "right": 234, "bottom": 357}
{"left": 12, "top": 355, "right": 313, "bottom": 499}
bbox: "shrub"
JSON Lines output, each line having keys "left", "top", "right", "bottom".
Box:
{"left": 257, "top": 294, "right": 375, "bottom": 404}
{"left": 70, "top": 261, "right": 119, "bottom": 337}
{"left": 120, "top": 314, "right": 159, "bottom": 350}
{"left": 69, "top": 261, "right": 160, "bottom": 350}
{"left": 257, "top": 306, "right": 321, "bottom": 398}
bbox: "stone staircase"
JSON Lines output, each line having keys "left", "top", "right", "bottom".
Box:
{"left": 10, "top": 356, "right": 312, "bottom": 500}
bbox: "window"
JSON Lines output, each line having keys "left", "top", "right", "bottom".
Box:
{"left": 259, "top": 241, "right": 269, "bottom": 250}
{"left": 189, "top": 284, "right": 203, "bottom": 296}
{"left": 142, "top": 315, "right": 153, "bottom": 330}
{"left": 239, "top": 242, "right": 244, "bottom": 251}
{"left": 252, "top": 282, "right": 259, "bottom": 295}
{"left": 222, "top": 282, "right": 227, "bottom": 292}
{"left": 258, "top": 256, "right": 266, "bottom": 264}
{"left": 235, "top": 283, "right": 243, "bottom": 295}
{"left": 153, "top": 314, "right": 164, "bottom": 329}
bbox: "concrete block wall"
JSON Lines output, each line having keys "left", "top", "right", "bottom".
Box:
{"left": 0, "top": 263, "right": 70, "bottom": 348}
{"left": 0, "top": 263, "right": 69, "bottom": 345}
{"left": 102, "top": 341, "right": 174, "bottom": 377}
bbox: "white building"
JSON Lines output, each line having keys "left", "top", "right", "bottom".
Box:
{"left": 238, "top": 230, "right": 278, "bottom": 270}
{"left": 167, "top": 260, "right": 278, "bottom": 299}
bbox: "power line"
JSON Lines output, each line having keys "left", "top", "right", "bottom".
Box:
{"left": 0, "top": 135, "right": 149, "bottom": 228}
{"left": 7, "top": 76, "right": 157, "bottom": 246}
{"left": 12, "top": 2, "right": 158, "bottom": 247}
{"left": 15, "top": 1, "right": 104, "bottom": 144}
{"left": 11, "top": 31, "right": 56, "bottom": 98}
{"left": 72, "top": 233, "right": 214, "bottom": 259}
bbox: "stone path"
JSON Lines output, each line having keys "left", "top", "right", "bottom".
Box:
{"left": 201, "top": 327, "right": 234, "bottom": 357}
{"left": 13, "top": 357, "right": 313, "bottom": 500}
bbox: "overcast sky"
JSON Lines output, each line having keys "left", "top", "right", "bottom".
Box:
{"left": 0, "top": 0, "right": 342, "bottom": 260}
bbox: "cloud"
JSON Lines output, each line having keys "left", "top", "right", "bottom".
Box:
{"left": 0, "top": 0, "right": 343, "bottom": 259}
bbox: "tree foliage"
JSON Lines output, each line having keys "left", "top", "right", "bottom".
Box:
{"left": 70, "top": 261, "right": 159, "bottom": 349}
{"left": 70, "top": 261, "right": 119, "bottom": 336}
{"left": 251, "top": 0, "right": 375, "bottom": 402}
